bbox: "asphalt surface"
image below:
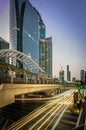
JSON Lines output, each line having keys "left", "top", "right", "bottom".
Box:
{"left": 0, "top": 90, "right": 79, "bottom": 130}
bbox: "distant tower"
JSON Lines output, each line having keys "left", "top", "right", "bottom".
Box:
{"left": 85, "top": 71, "right": 86, "bottom": 83}
{"left": 59, "top": 68, "right": 64, "bottom": 82}
{"left": 80, "top": 70, "right": 85, "bottom": 82}
{"left": 67, "top": 65, "right": 71, "bottom": 81}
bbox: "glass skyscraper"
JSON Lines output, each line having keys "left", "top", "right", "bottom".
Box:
{"left": 10, "top": 0, "right": 44, "bottom": 66}
{"left": 10, "top": 0, "right": 52, "bottom": 76}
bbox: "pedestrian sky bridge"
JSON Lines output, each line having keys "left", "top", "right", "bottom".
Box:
{"left": 0, "top": 49, "right": 50, "bottom": 84}
{"left": 0, "top": 49, "right": 45, "bottom": 74}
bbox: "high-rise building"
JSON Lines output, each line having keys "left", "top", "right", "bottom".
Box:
{"left": 36, "top": 9, "right": 46, "bottom": 39}
{"left": 10, "top": 0, "right": 52, "bottom": 75}
{"left": 80, "top": 70, "right": 85, "bottom": 82}
{"left": 85, "top": 71, "right": 86, "bottom": 83}
{"left": 39, "top": 37, "right": 52, "bottom": 77}
{"left": 0, "top": 37, "right": 9, "bottom": 50}
{"left": 67, "top": 65, "right": 71, "bottom": 81}
{"left": 59, "top": 68, "right": 64, "bottom": 82}
{"left": 10, "top": 0, "right": 45, "bottom": 68}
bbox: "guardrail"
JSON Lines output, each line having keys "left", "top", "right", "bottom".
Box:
{"left": 73, "top": 99, "right": 86, "bottom": 130}
{"left": 0, "top": 77, "right": 53, "bottom": 84}
{"left": 84, "top": 110, "right": 86, "bottom": 130}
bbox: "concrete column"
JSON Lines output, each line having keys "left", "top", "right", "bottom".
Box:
{"left": 11, "top": 76, "right": 14, "bottom": 84}
{"left": 9, "top": 68, "right": 14, "bottom": 84}
{"left": 37, "top": 75, "right": 40, "bottom": 84}
{"left": 47, "top": 80, "right": 49, "bottom": 84}
{"left": 43, "top": 77, "right": 45, "bottom": 84}
{"left": 25, "top": 74, "right": 28, "bottom": 84}
{"left": 30, "top": 75, "right": 32, "bottom": 83}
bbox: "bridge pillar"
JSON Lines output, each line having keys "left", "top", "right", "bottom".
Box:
{"left": 24, "top": 71, "right": 28, "bottom": 84}
{"left": 0, "top": 85, "right": 14, "bottom": 108}
{"left": 58, "top": 89, "right": 61, "bottom": 93}
{"left": 47, "top": 79, "right": 49, "bottom": 84}
{"left": 43, "top": 77, "right": 45, "bottom": 84}
{"left": 8, "top": 67, "right": 15, "bottom": 84}
{"left": 11, "top": 76, "right": 14, "bottom": 84}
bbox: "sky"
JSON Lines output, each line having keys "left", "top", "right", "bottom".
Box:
{"left": 0, "top": 0, "right": 86, "bottom": 80}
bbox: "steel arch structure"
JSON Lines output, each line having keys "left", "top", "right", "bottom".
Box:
{"left": 0, "top": 49, "right": 45, "bottom": 74}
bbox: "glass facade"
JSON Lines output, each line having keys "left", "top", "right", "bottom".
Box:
{"left": 10, "top": 0, "right": 40, "bottom": 71}
{"left": 39, "top": 16, "right": 46, "bottom": 39}
{"left": 34, "top": 8, "right": 46, "bottom": 40}
{"left": 10, "top": 0, "right": 52, "bottom": 75}
{"left": 39, "top": 37, "right": 52, "bottom": 77}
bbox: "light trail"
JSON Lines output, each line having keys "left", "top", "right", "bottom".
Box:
{"left": 7, "top": 89, "right": 75, "bottom": 130}
{"left": 29, "top": 102, "right": 60, "bottom": 130}
{"left": 8, "top": 97, "right": 63, "bottom": 130}
{"left": 49, "top": 98, "right": 73, "bottom": 130}
{"left": 33, "top": 96, "right": 73, "bottom": 130}
{"left": 29, "top": 94, "right": 72, "bottom": 130}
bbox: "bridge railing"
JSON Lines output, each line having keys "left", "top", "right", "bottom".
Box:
{"left": 0, "top": 77, "right": 54, "bottom": 84}
{"left": 73, "top": 99, "right": 86, "bottom": 130}
{"left": 0, "top": 77, "right": 11, "bottom": 83}
{"left": 0, "top": 77, "right": 35, "bottom": 84}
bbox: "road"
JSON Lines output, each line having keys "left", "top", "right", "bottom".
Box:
{"left": 7, "top": 89, "right": 75, "bottom": 130}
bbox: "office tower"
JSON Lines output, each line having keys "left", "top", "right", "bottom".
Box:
{"left": 39, "top": 37, "right": 52, "bottom": 77}
{"left": 10, "top": 0, "right": 45, "bottom": 70}
{"left": 80, "top": 70, "right": 85, "bottom": 82}
{"left": 67, "top": 65, "right": 71, "bottom": 81}
{"left": 59, "top": 69, "right": 64, "bottom": 82}
{"left": 68, "top": 71, "right": 71, "bottom": 81}
{"left": 85, "top": 71, "right": 86, "bottom": 83}
{"left": 37, "top": 10, "right": 46, "bottom": 39}
{"left": 0, "top": 37, "right": 9, "bottom": 50}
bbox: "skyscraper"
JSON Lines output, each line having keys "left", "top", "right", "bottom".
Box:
{"left": 59, "top": 69, "right": 64, "bottom": 83}
{"left": 36, "top": 9, "right": 46, "bottom": 39}
{"left": 39, "top": 37, "right": 52, "bottom": 77}
{"left": 85, "top": 71, "right": 86, "bottom": 83}
{"left": 10, "top": 0, "right": 52, "bottom": 75}
{"left": 10, "top": 0, "right": 45, "bottom": 67}
{"left": 67, "top": 65, "right": 71, "bottom": 81}
{"left": 80, "top": 70, "right": 85, "bottom": 82}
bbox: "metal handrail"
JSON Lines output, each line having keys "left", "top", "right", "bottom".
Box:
{"left": 76, "top": 108, "right": 83, "bottom": 127}
{"left": 84, "top": 113, "right": 86, "bottom": 130}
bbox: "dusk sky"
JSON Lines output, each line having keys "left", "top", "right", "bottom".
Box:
{"left": 0, "top": 0, "right": 86, "bottom": 80}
